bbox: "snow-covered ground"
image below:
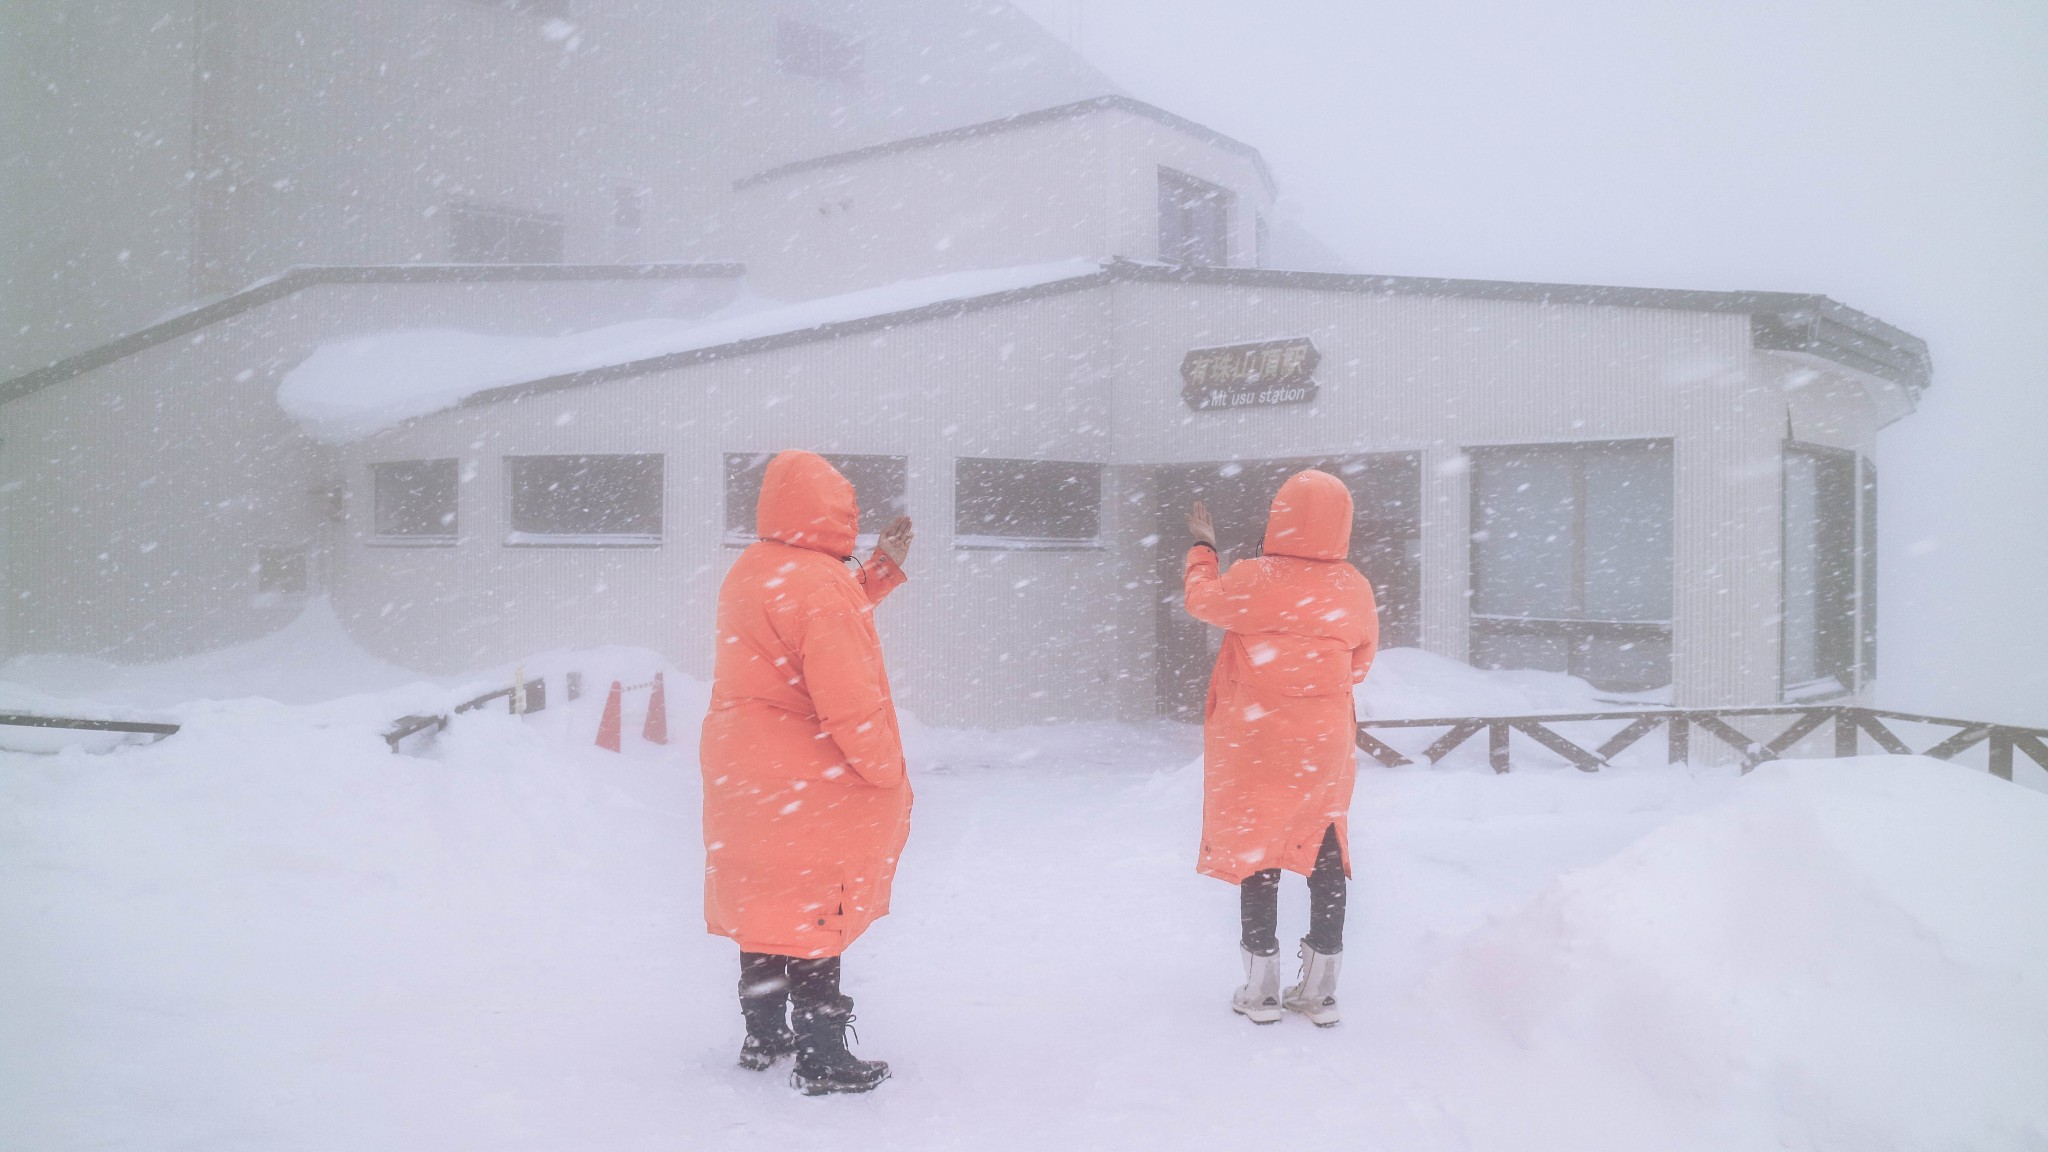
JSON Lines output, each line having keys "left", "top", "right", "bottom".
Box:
{"left": 4, "top": 614, "right": 2046, "bottom": 1150}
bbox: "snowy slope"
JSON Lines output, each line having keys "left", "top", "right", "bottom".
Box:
{"left": 3, "top": 638, "right": 2044, "bottom": 1149}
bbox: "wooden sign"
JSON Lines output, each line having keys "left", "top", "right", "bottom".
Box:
{"left": 1180, "top": 337, "right": 1320, "bottom": 411}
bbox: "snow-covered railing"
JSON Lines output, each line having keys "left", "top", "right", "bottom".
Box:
{"left": 381, "top": 670, "right": 565, "bottom": 754}
{"left": 1356, "top": 705, "right": 2048, "bottom": 779}
{"left": 0, "top": 712, "right": 181, "bottom": 751}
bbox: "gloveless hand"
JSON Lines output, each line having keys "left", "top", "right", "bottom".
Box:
{"left": 878, "top": 515, "right": 915, "bottom": 567}
{"left": 1186, "top": 500, "right": 1218, "bottom": 549}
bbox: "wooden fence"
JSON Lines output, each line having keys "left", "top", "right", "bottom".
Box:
{"left": 1356, "top": 705, "right": 2048, "bottom": 780}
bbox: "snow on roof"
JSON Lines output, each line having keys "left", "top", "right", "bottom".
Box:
{"left": 276, "top": 258, "right": 1108, "bottom": 443}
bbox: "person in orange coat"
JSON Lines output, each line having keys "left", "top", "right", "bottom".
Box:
{"left": 1183, "top": 469, "right": 1378, "bottom": 1027}
{"left": 700, "top": 450, "right": 914, "bottom": 1095}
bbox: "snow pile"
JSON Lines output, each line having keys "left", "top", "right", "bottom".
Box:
{"left": 277, "top": 258, "right": 1105, "bottom": 442}
{"left": 1358, "top": 645, "right": 1667, "bottom": 718}
{"left": 5, "top": 634, "right": 2044, "bottom": 1149}
{"left": 0, "top": 598, "right": 425, "bottom": 709}
{"left": 1408, "top": 756, "right": 2048, "bottom": 1150}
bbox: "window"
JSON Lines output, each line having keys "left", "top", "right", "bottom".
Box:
{"left": 1158, "top": 168, "right": 1231, "bottom": 267}
{"left": 447, "top": 202, "right": 565, "bottom": 263}
{"left": 955, "top": 458, "right": 1102, "bottom": 550}
{"left": 505, "top": 454, "right": 662, "bottom": 546}
{"left": 1859, "top": 458, "right": 1878, "bottom": 686}
{"left": 724, "top": 452, "right": 909, "bottom": 547}
{"left": 1470, "top": 440, "right": 1673, "bottom": 691}
{"left": 463, "top": 0, "right": 571, "bottom": 15}
{"left": 255, "top": 546, "right": 308, "bottom": 595}
{"left": 611, "top": 186, "right": 647, "bottom": 262}
{"left": 1783, "top": 443, "right": 1860, "bottom": 698}
{"left": 1151, "top": 453, "right": 1422, "bottom": 718}
{"left": 777, "top": 20, "right": 862, "bottom": 84}
{"left": 370, "top": 459, "right": 458, "bottom": 542}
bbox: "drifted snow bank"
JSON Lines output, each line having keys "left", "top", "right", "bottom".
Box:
{"left": 0, "top": 598, "right": 424, "bottom": 709}
{"left": 4, "top": 629, "right": 2045, "bottom": 1149}
{"left": 1408, "top": 756, "right": 2048, "bottom": 1150}
{"left": 1358, "top": 645, "right": 1667, "bottom": 718}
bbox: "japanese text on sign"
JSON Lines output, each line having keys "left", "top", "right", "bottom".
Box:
{"left": 1180, "top": 337, "right": 1320, "bottom": 411}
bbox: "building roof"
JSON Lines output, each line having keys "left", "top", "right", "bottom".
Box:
{"left": 455, "top": 259, "right": 1931, "bottom": 414}
{"left": 734, "top": 95, "right": 1278, "bottom": 198}
{"left": 2, "top": 257, "right": 1932, "bottom": 425}
{"left": 1117, "top": 263, "right": 1934, "bottom": 393}
{"left": 0, "top": 262, "right": 745, "bottom": 405}
{"left": 277, "top": 260, "right": 1104, "bottom": 443}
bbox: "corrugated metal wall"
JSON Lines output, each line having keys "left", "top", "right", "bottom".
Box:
{"left": 7, "top": 272, "right": 1898, "bottom": 724}
{"left": 1106, "top": 280, "right": 1779, "bottom": 706}
{"left": 339, "top": 290, "right": 1125, "bottom": 729}
{"left": 0, "top": 276, "right": 728, "bottom": 663}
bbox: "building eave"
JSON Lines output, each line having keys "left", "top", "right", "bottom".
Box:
{"left": 444, "top": 261, "right": 1931, "bottom": 416}
{"left": 0, "top": 262, "right": 747, "bottom": 405}
{"left": 1112, "top": 262, "right": 1932, "bottom": 396}
{"left": 734, "top": 95, "right": 1278, "bottom": 198}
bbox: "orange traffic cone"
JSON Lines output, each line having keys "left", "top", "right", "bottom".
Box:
{"left": 596, "top": 680, "right": 623, "bottom": 752}
{"left": 643, "top": 672, "right": 668, "bottom": 745}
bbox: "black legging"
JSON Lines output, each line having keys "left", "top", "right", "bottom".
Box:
{"left": 1240, "top": 824, "right": 1346, "bottom": 956}
{"left": 739, "top": 951, "right": 840, "bottom": 1012}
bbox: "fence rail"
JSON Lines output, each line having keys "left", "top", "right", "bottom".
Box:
{"left": 1356, "top": 705, "right": 2048, "bottom": 780}
{"left": 381, "top": 673, "right": 560, "bottom": 754}
{"left": 0, "top": 711, "right": 181, "bottom": 748}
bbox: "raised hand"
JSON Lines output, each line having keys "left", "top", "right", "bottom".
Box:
{"left": 877, "top": 515, "right": 915, "bottom": 567}
{"left": 1187, "top": 500, "right": 1218, "bottom": 549}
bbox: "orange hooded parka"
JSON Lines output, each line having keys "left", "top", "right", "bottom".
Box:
{"left": 1184, "top": 469, "right": 1379, "bottom": 884}
{"left": 699, "top": 451, "right": 911, "bottom": 958}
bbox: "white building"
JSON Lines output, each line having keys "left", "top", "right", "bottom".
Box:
{"left": 0, "top": 4, "right": 1928, "bottom": 727}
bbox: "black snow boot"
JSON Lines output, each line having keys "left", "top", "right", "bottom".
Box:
{"left": 739, "top": 1000, "right": 798, "bottom": 1071}
{"left": 789, "top": 994, "right": 890, "bottom": 1095}
{"left": 737, "top": 953, "right": 798, "bottom": 1071}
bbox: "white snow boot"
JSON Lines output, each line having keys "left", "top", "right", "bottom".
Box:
{"left": 1231, "top": 946, "right": 1284, "bottom": 1024}
{"left": 1283, "top": 939, "right": 1342, "bottom": 1027}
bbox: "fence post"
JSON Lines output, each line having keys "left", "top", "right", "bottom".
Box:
{"left": 1835, "top": 708, "right": 1859, "bottom": 757}
{"left": 1489, "top": 721, "right": 1510, "bottom": 774}
{"left": 1667, "top": 714, "right": 1689, "bottom": 765}
{"left": 1989, "top": 731, "right": 2015, "bottom": 781}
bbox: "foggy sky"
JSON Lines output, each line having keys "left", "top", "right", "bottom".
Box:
{"left": 1015, "top": 0, "right": 2048, "bottom": 725}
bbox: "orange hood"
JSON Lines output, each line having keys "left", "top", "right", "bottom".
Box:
{"left": 1262, "top": 469, "right": 1353, "bottom": 560}
{"left": 757, "top": 450, "right": 859, "bottom": 558}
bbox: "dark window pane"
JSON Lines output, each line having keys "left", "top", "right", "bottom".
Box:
{"left": 1470, "top": 441, "right": 1674, "bottom": 691}
{"left": 1471, "top": 626, "right": 1571, "bottom": 674}
{"left": 463, "top": 1, "right": 571, "bottom": 15}
{"left": 1472, "top": 449, "right": 1575, "bottom": 618}
{"left": 1784, "top": 451, "right": 1820, "bottom": 686}
{"left": 1860, "top": 458, "right": 1878, "bottom": 685}
{"left": 448, "top": 202, "right": 564, "bottom": 263}
{"left": 1577, "top": 629, "right": 1672, "bottom": 692}
{"left": 955, "top": 458, "right": 1101, "bottom": 547}
{"left": 1783, "top": 443, "right": 1856, "bottom": 694}
{"left": 1339, "top": 453, "right": 1424, "bottom": 650}
{"left": 614, "top": 186, "right": 645, "bottom": 230}
{"left": 256, "top": 546, "right": 307, "bottom": 594}
{"left": 371, "top": 459, "right": 458, "bottom": 538}
{"left": 725, "top": 452, "right": 908, "bottom": 543}
{"left": 1158, "top": 168, "right": 1230, "bottom": 267}
{"left": 507, "top": 454, "right": 662, "bottom": 542}
{"left": 777, "top": 20, "right": 862, "bottom": 84}
{"left": 1582, "top": 442, "right": 1673, "bottom": 621}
